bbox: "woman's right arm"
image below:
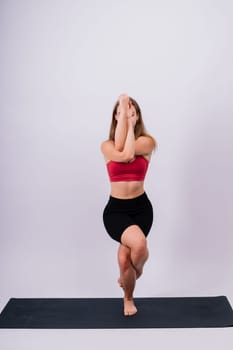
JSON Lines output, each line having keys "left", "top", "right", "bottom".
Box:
{"left": 101, "top": 118, "right": 135, "bottom": 163}
{"left": 114, "top": 94, "right": 130, "bottom": 151}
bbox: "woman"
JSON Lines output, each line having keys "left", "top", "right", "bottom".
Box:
{"left": 101, "top": 93, "right": 157, "bottom": 316}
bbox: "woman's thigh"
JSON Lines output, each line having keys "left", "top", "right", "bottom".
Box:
{"left": 133, "top": 199, "right": 153, "bottom": 237}
{"left": 103, "top": 211, "right": 135, "bottom": 243}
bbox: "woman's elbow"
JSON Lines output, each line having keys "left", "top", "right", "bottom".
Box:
{"left": 114, "top": 144, "right": 124, "bottom": 152}
{"left": 121, "top": 151, "right": 135, "bottom": 162}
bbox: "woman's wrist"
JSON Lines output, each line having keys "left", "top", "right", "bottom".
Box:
{"left": 127, "top": 118, "right": 134, "bottom": 128}
{"left": 118, "top": 107, "right": 128, "bottom": 119}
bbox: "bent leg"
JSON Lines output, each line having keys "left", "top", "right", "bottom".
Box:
{"left": 121, "top": 225, "right": 149, "bottom": 279}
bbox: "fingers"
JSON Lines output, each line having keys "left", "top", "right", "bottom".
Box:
{"left": 118, "top": 93, "right": 128, "bottom": 101}
{"left": 118, "top": 94, "right": 130, "bottom": 108}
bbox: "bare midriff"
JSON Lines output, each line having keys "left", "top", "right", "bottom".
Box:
{"left": 110, "top": 181, "right": 145, "bottom": 199}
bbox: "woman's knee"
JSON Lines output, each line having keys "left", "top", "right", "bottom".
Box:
{"left": 133, "top": 239, "right": 148, "bottom": 259}
{"left": 120, "top": 225, "right": 149, "bottom": 260}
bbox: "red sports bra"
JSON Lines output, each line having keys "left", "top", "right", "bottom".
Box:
{"left": 106, "top": 156, "right": 149, "bottom": 182}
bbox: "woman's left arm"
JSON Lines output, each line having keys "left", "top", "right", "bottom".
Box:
{"left": 135, "top": 136, "right": 156, "bottom": 156}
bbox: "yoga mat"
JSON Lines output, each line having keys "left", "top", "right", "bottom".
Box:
{"left": 0, "top": 296, "right": 233, "bottom": 329}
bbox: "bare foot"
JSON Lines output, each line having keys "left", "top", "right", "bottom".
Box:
{"left": 124, "top": 298, "right": 137, "bottom": 316}
{"left": 118, "top": 277, "right": 124, "bottom": 289}
{"left": 136, "top": 268, "right": 143, "bottom": 279}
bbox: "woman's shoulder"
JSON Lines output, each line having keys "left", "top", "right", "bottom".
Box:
{"left": 101, "top": 139, "right": 114, "bottom": 150}
{"left": 101, "top": 139, "right": 113, "bottom": 144}
{"left": 100, "top": 140, "right": 115, "bottom": 157}
{"left": 136, "top": 135, "right": 157, "bottom": 149}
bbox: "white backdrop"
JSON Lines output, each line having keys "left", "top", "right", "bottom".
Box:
{"left": 1, "top": 0, "right": 233, "bottom": 311}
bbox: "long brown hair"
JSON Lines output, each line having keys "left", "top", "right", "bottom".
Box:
{"left": 109, "top": 97, "right": 157, "bottom": 149}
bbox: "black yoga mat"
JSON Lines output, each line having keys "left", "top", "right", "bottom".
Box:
{"left": 0, "top": 296, "right": 233, "bottom": 329}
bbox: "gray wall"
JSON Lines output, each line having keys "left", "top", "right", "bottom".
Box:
{"left": 1, "top": 0, "right": 233, "bottom": 310}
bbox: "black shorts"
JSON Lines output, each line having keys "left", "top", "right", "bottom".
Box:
{"left": 103, "top": 192, "right": 153, "bottom": 243}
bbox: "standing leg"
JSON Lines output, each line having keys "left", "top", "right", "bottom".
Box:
{"left": 117, "top": 244, "right": 137, "bottom": 316}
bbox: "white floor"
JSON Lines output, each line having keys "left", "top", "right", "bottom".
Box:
{"left": 0, "top": 328, "right": 233, "bottom": 350}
